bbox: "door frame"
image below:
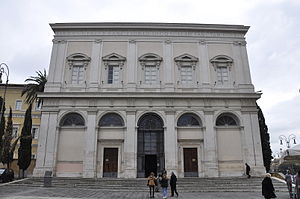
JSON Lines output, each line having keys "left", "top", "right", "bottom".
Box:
{"left": 178, "top": 142, "right": 203, "bottom": 178}
{"left": 97, "top": 143, "right": 122, "bottom": 178}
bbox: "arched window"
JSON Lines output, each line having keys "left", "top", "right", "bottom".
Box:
{"left": 216, "top": 113, "right": 239, "bottom": 126}
{"left": 177, "top": 113, "right": 201, "bottom": 127}
{"left": 99, "top": 113, "right": 124, "bottom": 127}
{"left": 60, "top": 113, "right": 85, "bottom": 127}
{"left": 66, "top": 53, "right": 91, "bottom": 84}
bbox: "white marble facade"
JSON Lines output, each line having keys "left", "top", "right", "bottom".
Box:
{"left": 34, "top": 22, "right": 265, "bottom": 178}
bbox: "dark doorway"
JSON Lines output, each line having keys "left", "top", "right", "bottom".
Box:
{"left": 103, "top": 148, "right": 118, "bottom": 178}
{"left": 137, "top": 113, "right": 164, "bottom": 178}
{"left": 145, "top": 155, "right": 157, "bottom": 177}
{"left": 184, "top": 148, "right": 198, "bottom": 177}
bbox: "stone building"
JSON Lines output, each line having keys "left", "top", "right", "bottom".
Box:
{"left": 34, "top": 22, "right": 265, "bottom": 178}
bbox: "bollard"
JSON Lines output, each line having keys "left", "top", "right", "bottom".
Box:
{"left": 44, "top": 171, "right": 52, "bottom": 187}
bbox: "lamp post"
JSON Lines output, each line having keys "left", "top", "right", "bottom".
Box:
{"left": 0, "top": 63, "right": 9, "bottom": 127}
{"left": 279, "top": 134, "right": 297, "bottom": 148}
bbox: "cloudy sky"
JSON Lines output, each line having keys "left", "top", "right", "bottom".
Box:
{"left": 1, "top": 0, "right": 299, "bottom": 155}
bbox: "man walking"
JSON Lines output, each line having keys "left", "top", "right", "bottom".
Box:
{"left": 170, "top": 172, "right": 179, "bottom": 197}
{"left": 285, "top": 170, "right": 293, "bottom": 198}
{"left": 245, "top": 163, "right": 251, "bottom": 178}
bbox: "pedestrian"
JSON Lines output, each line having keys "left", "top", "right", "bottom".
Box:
{"left": 147, "top": 172, "right": 157, "bottom": 198}
{"left": 245, "top": 163, "right": 251, "bottom": 178}
{"left": 170, "top": 171, "right": 179, "bottom": 197}
{"left": 160, "top": 173, "right": 169, "bottom": 199}
{"left": 295, "top": 171, "right": 300, "bottom": 199}
{"left": 262, "top": 173, "right": 277, "bottom": 199}
{"left": 285, "top": 170, "right": 293, "bottom": 198}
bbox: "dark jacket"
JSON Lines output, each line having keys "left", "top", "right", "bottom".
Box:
{"left": 262, "top": 177, "right": 276, "bottom": 198}
{"left": 170, "top": 174, "right": 177, "bottom": 187}
{"left": 160, "top": 177, "right": 168, "bottom": 188}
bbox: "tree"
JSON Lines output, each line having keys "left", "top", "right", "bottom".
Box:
{"left": 21, "top": 69, "right": 47, "bottom": 106}
{"left": 257, "top": 103, "right": 273, "bottom": 172}
{"left": 0, "top": 97, "right": 5, "bottom": 162}
{"left": 18, "top": 104, "right": 33, "bottom": 178}
{"left": 1, "top": 107, "right": 13, "bottom": 169}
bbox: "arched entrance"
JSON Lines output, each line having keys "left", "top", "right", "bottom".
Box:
{"left": 137, "top": 113, "right": 164, "bottom": 178}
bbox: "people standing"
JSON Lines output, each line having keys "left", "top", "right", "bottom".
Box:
{"left": 170, "top": 172, "right": 179, "bottom": 197}
{"left": 245, "top": 163, "right": 251, "bottom": 178}
{"left": 160, "top": 173, "right": 169, "bottom": 199}
{"left": 295, "top": 171, "right": 300, "bottom": 199}
{"left": 147, "top": 172, "right": 157, "bottom": 198}
{"left": 262, "top": 173, "right": 277, "bottom": 199}
{"left": 285, "top": 170, "right": 293, "bottom": 198}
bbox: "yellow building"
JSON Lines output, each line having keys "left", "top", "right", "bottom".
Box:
{"left": 0, "top": 84, "right": 41, "bottom": 175}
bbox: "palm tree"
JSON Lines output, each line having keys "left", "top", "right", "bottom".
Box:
{"left": 21, "top": 69, "right": 47, "bottom": 106}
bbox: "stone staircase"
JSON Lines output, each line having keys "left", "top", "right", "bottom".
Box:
{"left": 6, "top": 177, "right": 287, "bottom": 192}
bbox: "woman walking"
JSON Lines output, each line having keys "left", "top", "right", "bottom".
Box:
{"left": 170, "top": 172, "right": 179, "bottom": 197}
{"left": 262, "top": 173, "right": 276, "bottom": 199}
{"left": 147, "top": 172, "right": 157, "bottom": 198}
{"left": 160, "top": 173, "right": 169, "bottom": 199}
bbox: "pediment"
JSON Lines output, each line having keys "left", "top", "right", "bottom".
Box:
{"left": 174, "top": 53, "right": 198, "bottom": 62}
{"left": 210, "top": 55, "right": 233, "bottom": 63}
{"left": 67, "top": 53, "right": 91, "bottom": 62}
{"left": 138, "top": 53, "right": 162, "bottom": 62}
{"left": 102, "top": 53, "right": 126, "bottom": 62}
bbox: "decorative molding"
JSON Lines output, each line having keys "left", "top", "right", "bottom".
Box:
{"left": 199, "top": 40, "right": 206, "bottom": 45}
{"left": 102, "top": 53, "right": 126, "bottom": 70}
{"left": 52, "top": 39, "right": 67, "bottom": 44}
{"left": 233, "top": 41, "right": 247, "bottom": 46}
{"left": 165, "top": 39, "right": 172, "bottom": 44}
{"left": 129, "top": 39, "right": 136, "bottom": 44}
{"left": 94, "top": 39, "right": 102, "bottom": 43}
{"left": 66, "top": 53, "right": 91, "bottom": 70}
{"left": 174, "top": 53, "right": 198, "bottom": 70}
{"left": 210, "top": 55, "right": 233, "bottom": 71}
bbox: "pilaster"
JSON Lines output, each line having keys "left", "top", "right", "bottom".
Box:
{"left": 163, "top": 40, "right": 174, "bottom": 91}
{"left": 164, "top": 111, "right": 177, "bottom": 172}
{"left": 198, "top": 41, "right": 211, "bottom": 90}
{"left": 127, "top": 40, "right": 136, "bottom": 91}
{"left": 89, "top": 40, "right": 102, "bottom": 91}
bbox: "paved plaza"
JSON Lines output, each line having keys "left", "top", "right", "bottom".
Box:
{"left": 0, "top": 186, "right": 290, "bottom": 199}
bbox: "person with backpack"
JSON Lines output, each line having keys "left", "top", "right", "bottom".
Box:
{"left": 147, "top": 172, "right": 157, "bottom": 198}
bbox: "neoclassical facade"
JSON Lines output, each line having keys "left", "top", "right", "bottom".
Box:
{"left": 34, "top": 22, "right": 265, "bottom": 178}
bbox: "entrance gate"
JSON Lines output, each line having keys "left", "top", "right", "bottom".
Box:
{"left": 137, "top": 113, "right": 164, "bottom": 178}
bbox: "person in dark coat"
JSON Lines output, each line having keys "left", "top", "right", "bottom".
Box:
{"left": 262, "top": 173, "right": 277, "bottom": 199}
{"left": 245, "top": 163, "right": 251, "bottom": 178}
{"left": 295, "top": 171, "right": 300, "bottom": 199}
{"left": 170, "top": 172, "right": 179, "bottom": 197}
{"left": 160, "top": 173, "right": 169, "bottom": 199}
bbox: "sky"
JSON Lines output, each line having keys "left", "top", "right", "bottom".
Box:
{"left": 0, "top": 0, "right": 299, "bottom": 156}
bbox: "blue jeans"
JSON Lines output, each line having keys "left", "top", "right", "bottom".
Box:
{"left": 162, "top": 187, "right": 168, "bottom": 198}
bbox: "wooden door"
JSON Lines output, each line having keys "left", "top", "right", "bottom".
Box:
{"left": 103, "top": 148, "right": 118, "bottom": 178}
{"left": 183, "top": 148, "right": 198, "bottom": 177}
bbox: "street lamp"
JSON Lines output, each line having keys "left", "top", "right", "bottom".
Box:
{"left": 0, "top": 63, "right": 9, "bottom": 127}
{"left": 279, "top": 134, "right": 297, "bottom": 148}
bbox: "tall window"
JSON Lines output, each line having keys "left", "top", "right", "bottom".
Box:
{"left": 210, "top": 55, "right": 233, "bottom": 85}
{"left": 67, "top": 53, "right": 91, "bottom": 85}
{"left": 32, "top": 127, "right": 39, "bottom": 139}
{"left": 15, "top": 100, "right": 22, "bottom": 110}
{"left": 144, "top": 65, "right": 157, "bottom": 84}
{"left": 174, "top": 54, "right": 198, "bottom": 84}
{"left": 103, "top": 53, "right": 126, "bottom": 84}
{"left": 139, "top": 53, "right": 162, "bottom": 85}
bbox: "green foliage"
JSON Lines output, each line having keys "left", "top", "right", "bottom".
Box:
{"left": 21, "top": 69, "right": 47, "bottom": 106}
{"left": 257, "top": 103, "right": 273, "bottom": 172}
{"left": 18, "top": 104, "right": 32, "bottom": 173}
{"left": 1, "top": 107, "right": 13, "bottom": 168}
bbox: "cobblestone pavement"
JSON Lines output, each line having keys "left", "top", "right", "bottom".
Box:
{"left": 0, "top": 186, "right": 290, "bottom": 199}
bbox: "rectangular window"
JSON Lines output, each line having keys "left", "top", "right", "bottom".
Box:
{"left": 217, "top": 67, "right": 229, "bottom": 84}
{"left": 15, "top": 100, "right": 22, "bottom": 110}
{"left": 71, "top": 65, "right": 84, "bottom": 84}
{"left": 181, "top": 66, "right": 193, "bottom": 84}
{"left": 35, "top": 102, "right": 41, "bottom": 111}
{"left": 12, "top": 127, "right": 18, "bottom": 138}
{"left": 144, "top": 65, "right": 157, "bottom": 84}
{"left": 107, "top": 65, "right": 119, "bottom": 84}
{"left": 32, "top": 127, "right": 39, "bottom": 139}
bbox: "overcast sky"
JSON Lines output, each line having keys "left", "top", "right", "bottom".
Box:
{"left": 1, "top": 0, "right": 299, "bottom": 156}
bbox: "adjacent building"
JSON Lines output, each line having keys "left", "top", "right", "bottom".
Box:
{"left": 0, "top": 84, "right": 41, "bottom": 174}
{"left": 34, "top": 22, "right": 265, "bottom": 178}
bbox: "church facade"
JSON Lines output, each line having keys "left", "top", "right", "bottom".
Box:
{"left": 34, "top": 22, "right": 265, "bottom": 178}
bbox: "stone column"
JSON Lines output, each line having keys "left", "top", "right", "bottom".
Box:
{"left": 127, "top": 40, "right": 136, "bottom": 91}
{"left": 163, "top": 40, "right": 174, "bottom": 91}
{"left": 203, "top": 110, "right": 218, "bottom": 177}
{"left": 123, "top": 110, "right": 137, "bottom": 178}
{"left": 83, "top": 110, "right": 97, "bottom": 178}
{"left": 164, "top": 111, "right": 177, "bottom": 172}
{"left": 89, "top": 39, "right": 102, "bottom": 91}
{"left": 198, "top": 41, "right": 211, "bottom": 90}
